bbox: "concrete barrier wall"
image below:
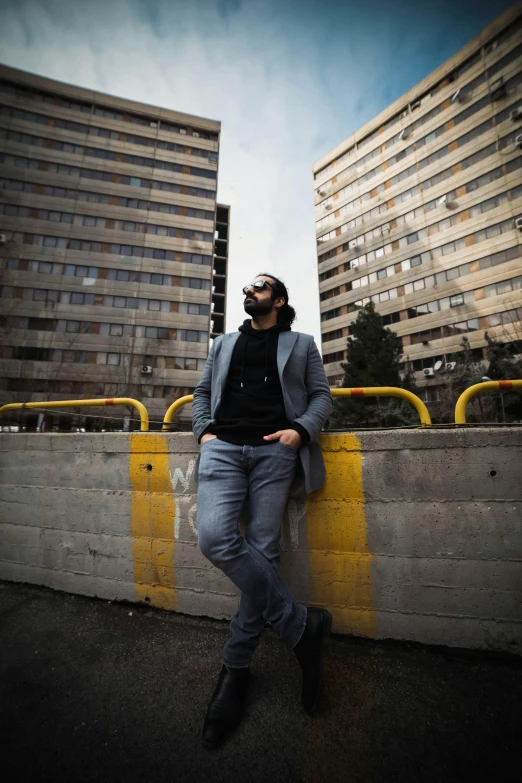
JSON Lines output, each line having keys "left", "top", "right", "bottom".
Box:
{"left": 1, "top": 429, "right": 521, "bottom": 654}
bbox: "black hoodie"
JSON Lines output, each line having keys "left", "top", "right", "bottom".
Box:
{"left": 208, "top": 319, "right": 310, "bottom": 447}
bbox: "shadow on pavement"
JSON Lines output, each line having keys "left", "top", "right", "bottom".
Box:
{"left": 1, "top": 582, "right": 520, "bottom": 782}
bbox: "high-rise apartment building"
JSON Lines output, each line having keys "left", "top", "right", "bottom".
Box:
{"left": 211, "top": 204, "right": 230, "bottom": 338}
{"left": 0, "top": 65, "right": 223, "bottom": 430}
{"left": 313, "top": 5, "right": 522, "bottom": 406}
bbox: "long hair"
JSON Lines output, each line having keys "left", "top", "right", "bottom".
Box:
{"left": 256, "top": 272, "right": 297, "bottom": 325}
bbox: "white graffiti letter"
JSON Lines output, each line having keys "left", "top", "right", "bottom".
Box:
{"left": 170, "top": 458, "right": 195, "bottom": 494}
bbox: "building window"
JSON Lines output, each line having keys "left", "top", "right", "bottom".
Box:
{"left": 179, "top": 303, "right": 210, "bottom": 316}
{"left": 179, "top": 329, "right": 201, "bottom": 342}
{"left": 97, "top": 352, "right": 120, "bottom": 365}
{"left": 497, "top": 279, "right": 514, "bottom": 294}
{"left": 449, "top": 294, "right": 464, "bottom": 307}
{"left": 99, "top": 322, "right": 132, "bottom": 336}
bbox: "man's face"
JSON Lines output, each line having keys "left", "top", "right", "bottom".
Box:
{"left": 243, "top": 276, "right": 278, "bottom": 317}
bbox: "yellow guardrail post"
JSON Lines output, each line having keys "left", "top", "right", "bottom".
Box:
{"left": 162, "top": 395, "right": 194, "bottom": 430}
{"left": 455, "top": 380, "right": 522, "bottom": 424}
{"left": 331, "top": 386, "right": 432, "bottom": 427}
{"left": 0, "top": 397, "right": 149, "bottom": 431}
{"left": 161, "top": 387, "right": 431, "bottom": 429}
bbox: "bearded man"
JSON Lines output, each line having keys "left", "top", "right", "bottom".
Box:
{"left": 192, "top": 273, "right": 333, "bottom": 748}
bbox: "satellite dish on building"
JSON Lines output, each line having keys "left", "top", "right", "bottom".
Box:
{"left": 434, "top": 360, "right": 443, "bottom": 371}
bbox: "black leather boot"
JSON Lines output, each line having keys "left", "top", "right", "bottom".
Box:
{"left": 293, "top": 607, "right": 332, "bottom": 715}
{"left": 201, "top": 664, "right": 250, "bottom": 749}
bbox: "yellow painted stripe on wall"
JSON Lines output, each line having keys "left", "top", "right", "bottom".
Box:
{"left": 129, "top": 433, "right": 177, "bottom": 611}
{"left": 306, "top": 433, "right": 376, "bottom": 637}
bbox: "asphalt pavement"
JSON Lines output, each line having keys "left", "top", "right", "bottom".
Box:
{"left": 1, "top": 581, "right": 520, "bottom": 783}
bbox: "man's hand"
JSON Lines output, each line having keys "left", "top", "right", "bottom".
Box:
{"left": 200, "top": 433, "right": 217, "bottom": 444}
{"left": 263, "top": 429, "right": 302, "bottom": 449}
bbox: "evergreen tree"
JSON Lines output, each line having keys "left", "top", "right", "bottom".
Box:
{"left": 437, "top": 336, "right": 486, "bottom": 423}
{"left": 484, "top": 332, "right": 522, "bottom": 422}
{"left": 329, "top": 301, "right": 416, "bottom": 428}
{"left": 485, "top": 332, "right": 520, "bottom": 380}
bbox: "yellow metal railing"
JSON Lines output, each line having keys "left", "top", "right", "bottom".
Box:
{"left": 331, "top": 387, "right": 432, "bottom": 426}
{"left": 162, "top": 395, "right": 194, "bottom": 430}
{"left": 161, "top": 387, "right": 432, "bottom": 429}
{"left": 0, "top": 397, "right": 149, "bottom": 431}
{"left": 4, "top": 381, "right": 521, "bottom": 431}
{"left": 455, "top": 380, "right": 522, "bottom": 424}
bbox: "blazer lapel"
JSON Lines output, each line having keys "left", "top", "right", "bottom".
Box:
{"left": 213, "top": 332, "right": 240, "bottom": 414}
{"left": 277, "top": 331, "right": 299, "bottom": 381}
{"left": 277, "top": 331, "right": 299, "bottom": 419}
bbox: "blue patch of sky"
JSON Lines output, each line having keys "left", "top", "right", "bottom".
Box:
{"left": 290, "top": 0, "right": 514, "bottom": 154}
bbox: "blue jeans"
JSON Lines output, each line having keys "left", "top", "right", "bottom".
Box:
{"left": 196, "top": 438, "right": 307, "bottom": 668}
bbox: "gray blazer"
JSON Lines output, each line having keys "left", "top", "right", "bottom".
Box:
{"left": 192, "top": 330, "right": 333, "bottom": 493}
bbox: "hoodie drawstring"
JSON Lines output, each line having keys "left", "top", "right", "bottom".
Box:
{"left": 240, "top": 333, "right": 270, "bottom": 387}
{"left": 238, "top": 318, "right": 290, "bottom": 389}
{"left": 240, "top": 334, "right": 248, "bottom": 388}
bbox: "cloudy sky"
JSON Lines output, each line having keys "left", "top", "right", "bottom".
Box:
{"left": 0, "top": 0, "right": 511, "bottom": 345}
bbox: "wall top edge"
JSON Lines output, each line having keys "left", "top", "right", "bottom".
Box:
{"left": 0, "top": 428, "right": 521, "bottom": 453}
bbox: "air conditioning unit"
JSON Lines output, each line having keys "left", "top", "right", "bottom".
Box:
{"left": 451, "top": 88, "right": 469, "bottom": 104}
{"left": 318, "top": 189, "right": 326, "bottom": 197}
{"left": 490, "top": 77, "right": 506, "bottom": 101}
{"left": 437, "top": 194, "right": 457, "bottom": 209}
{"left": 423, "top": 368, "right": 435, "bottom": 377}
{"left": 516, "top": 134, "right": 522, "bottom": 149}
{"left": 510, "top": 106, "right": 522, "bottom": 121}
{"left": 515, "top": 217, "right": 522, "bottom": 231}
{"left": 445, "top": 362, "right": 457, "bottom": 371}
{"left": 484, "top": 41, "right": 498, "bottom": 55}
{"left": 0, "top": 233, "right": 6, "bottom": 245}
{"left": 399, "top": 128, "right": 411, "bottom": 141}
{"left": 141, "top": 366, "right": 153, "bottom": 375}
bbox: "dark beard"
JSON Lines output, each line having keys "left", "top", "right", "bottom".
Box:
{"left": 243, "top": 298, "right": 273, "bottom": 317}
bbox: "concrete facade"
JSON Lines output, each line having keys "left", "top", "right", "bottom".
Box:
{"left": 313, "top": 5, "right": 522, "bottom": 403}
{"left": 0, "top": 65, "right": 223, "bottom": 429}
{"left": 1, "top": 429, "right": 521, "bottom": 655}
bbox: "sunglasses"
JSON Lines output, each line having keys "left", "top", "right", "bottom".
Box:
{"left": 242, "top": 280, "right": 275, "bottom": 296}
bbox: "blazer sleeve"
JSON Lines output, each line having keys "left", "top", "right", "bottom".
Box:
{"left": 292, "top": 338, "right": 333, "bottom": 443}
{"left": 192, "top": 337, "right": 217, "bottom": 443}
